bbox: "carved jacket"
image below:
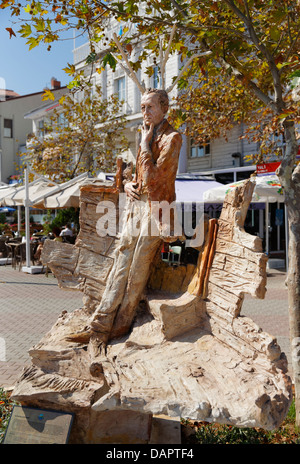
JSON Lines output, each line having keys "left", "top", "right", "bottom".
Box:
{"left": 133, "top": 118, "right": 182, "bottom": 204}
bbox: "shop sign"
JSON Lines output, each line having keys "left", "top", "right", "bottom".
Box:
{"left": 256, "top": 161, "right": 281, "bottom": 176}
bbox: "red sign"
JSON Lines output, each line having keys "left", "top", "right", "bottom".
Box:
{"left": 46, "top": 103, "right": 60, "bottom": 112}
{"left": 256, "top": 161, "right": 281, "bottom": 175}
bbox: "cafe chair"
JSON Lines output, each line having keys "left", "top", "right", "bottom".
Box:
{"left": 15, "top": 242, "right": 27, "bottom": 271}
{"left": 168, "top": 246, "right": 182, "bottom": 266}
{"left": 5, "top": 242, "right": 14, "bottom": 267}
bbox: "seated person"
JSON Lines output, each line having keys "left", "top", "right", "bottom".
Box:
{"left": 53, "top": 227, "right": 63, "bottom": 242}
{"left": 33, "top": 239, "right": 44, "bottom": 264}
{"left": 59, "top": 223, "right": 73, "bottom": 237}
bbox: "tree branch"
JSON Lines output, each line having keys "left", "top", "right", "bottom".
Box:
{"left": 166, "top": 51, "right": 212, "bottom": 93}
{"left": 223, "top": 0, "right": 284, "bottom": 111}
{"left": 283, "top": 27, "right": 300, "bottom": 66}
{"left": 95, "top": 0, "right": 249, "bottom": 40}
{"left": 169, "top": 0, "right": 188, "bottom": 18}
{"left": 92, "top": 1, "right": 287, "bottom": 112}
{"left": 197, "top": 35, "right": 275, "bottom": 109}
{"left": 70, "top": 139, "right": 89, "bottom": 179}
{"left": 160, "top": 24, "right": 177, "bottom": 90}
{"left": 112, "top": 32, "right": 146, "bottom": 94}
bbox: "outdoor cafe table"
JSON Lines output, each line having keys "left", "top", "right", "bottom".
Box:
{"left": 5, "top": 240, "right": 25, "bottom": 269}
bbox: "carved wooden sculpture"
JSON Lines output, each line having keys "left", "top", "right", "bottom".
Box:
{"left": 60, "top": 90, "right": 183, "bottom": 380}
{"left": 11, "top": 176, "right": 292, "bottom": 443}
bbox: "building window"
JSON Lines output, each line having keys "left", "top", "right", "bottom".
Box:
{"left": 37, "top": 118, "right": 53, "bottom": 137}
{"left": 190, "top": 139, "right": 210, "bottom": 158}
{"left": 153, "top": 66, "right": 159, "bottom": 89}
{"left": 38, "top": 120, "right": 45, "bottom": 137}
{"left": 4, "top": 118, "right": 13, "bottom": 138}
{"left": 57, "top": 113, "right": 68, "bottom": 128}
{"left": 116, "top": 77, "right": 126, "bottom": 101}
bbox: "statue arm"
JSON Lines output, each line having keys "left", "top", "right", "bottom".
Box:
{"left": 139, "top": 133, "right": 182, "bottom": 191}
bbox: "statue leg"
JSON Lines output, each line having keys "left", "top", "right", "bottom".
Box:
{"left": 110, "top": 196, "right": 162, "bottom": 337}
{"left": 66, "top": 199, "right": 140, "bottom": 345}
{"left": 66, "top": 197, "right": 160, "bottom": 375}
{"left": 89, "top": 203, "right": 146, "bottom": 375}
{"left": 89, "top": 232, "right": 138, "bottom": 336}
{"left": 110, "top": 233, "right": 162, "bottom": 338}
{"left": 89, "top": 197, "right": 145, "bottom": 338}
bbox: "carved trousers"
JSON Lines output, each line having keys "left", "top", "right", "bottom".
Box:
{"left": 90, "top": 195, "right": 162, "bottom": 338}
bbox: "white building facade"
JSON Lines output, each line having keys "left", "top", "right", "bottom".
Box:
{"left": 0, "top": 90, "right": 45, "bottom": 184}
{"left": 0, "top": 82, "right": 67, "bottom": 185}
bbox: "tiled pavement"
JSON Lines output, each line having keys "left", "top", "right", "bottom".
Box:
{"left": 0, "top": 266, "right": 83, "bottom": 390}
{"left": 243, "top": 269, "right": 291, "bottom": 371}
{"left": 0, "top": 265, "right": 292, "bottom": 390}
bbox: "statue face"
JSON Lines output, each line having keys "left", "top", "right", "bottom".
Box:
{"left": 141, "top": 93, "right": 166, "bottom": 127}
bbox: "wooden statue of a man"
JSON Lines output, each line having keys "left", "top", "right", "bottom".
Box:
{"left": 68, "top": 88, "right": 182, "bottom": 374}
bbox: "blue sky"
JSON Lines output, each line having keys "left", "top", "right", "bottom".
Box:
{"left": 0, "top": 8, "right": 86, "bottom": 95}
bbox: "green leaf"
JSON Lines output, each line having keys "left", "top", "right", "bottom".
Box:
{"left": 63, "top": 63, "right": 76, "bottom": 75}
{"left": 102, "top": 53, "right": 117, "bottom": 71}
{"left": 86, "top": 51, "right": 97, "bottom": 64}
{"left": 26, "top": 37, "right": 40, "bottom": 50}
{"left": 35, "top": 19, "right": 45, "bottom": 32}
{"left": 277, "top": 61, "right": 292, "bottom": 70}
{"left": 19, "top": 23, "right": 32, "bottom": 38}
{"left": 67, "top": 78, "right": 81, "bottom": 89}
{"left": 177, "top": 78, "right": 188, "bottom": 89}
{"left": 290, "top": 70, "right": 300, "bottom": 78}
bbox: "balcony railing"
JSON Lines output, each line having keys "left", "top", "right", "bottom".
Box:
{"left": 73, "top": 42, "right": 92, "bottom": 65}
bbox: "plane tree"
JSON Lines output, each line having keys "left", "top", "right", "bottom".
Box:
{"left": 23, "top": 86, "right": 129, "bottom": 181}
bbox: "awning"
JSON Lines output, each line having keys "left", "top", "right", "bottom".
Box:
{"left": 0, "top": 206, "right": 16, "bottom": 212}
{"left": 31, "top": 173, "right": 113, "bottom": 209}
{"left": 1, "top": 178, "right": 58, "bottom": 207}
{"left": 0, "top": 184, "right": 20, "bottom": 206}
{"left": 175, "top": 178, "right": 223, "bottom": 203}
{"left": 31, "top": 176, "right": 222, "bottom": 210}
{"left": 31, "top": 175, "right": 89, "bottom": 209}
{"left": 203, "top": 175, "right": 284, "bottom": 204}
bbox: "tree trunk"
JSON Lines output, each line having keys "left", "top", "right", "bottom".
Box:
{"left": 286, "top": 208, "right": 300, "bottom": 425}
{"left": 278, "top": 120, "right": 300, "bottom": 425}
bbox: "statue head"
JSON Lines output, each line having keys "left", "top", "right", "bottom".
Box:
{"left": 141, "top": 88, "right": 169, "bottom": 127}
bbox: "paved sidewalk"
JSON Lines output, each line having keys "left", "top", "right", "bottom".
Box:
{"left": 0, "top": 265, "right": 291, "bottom": 390}
{"left": 0, "top": 266, "right": 83, "bottom": 390}
{"left": 243, "top": 269, "right": 291, "bottom": 372}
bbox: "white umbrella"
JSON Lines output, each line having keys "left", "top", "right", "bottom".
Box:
{"left": 253, "top": 174, "right": 284, "bottom": 203}
{"left": 32, "top": 175, "right": 223, "bottom": 209}
{"left": 0, "top": 173, "right": 58, "bottom": 271}
{"left": 2, "top": 178, "right": 58, "bottom": 207}
{"left": 31, "top": 173, "right": 93, "bottom": 209}
{"left": 203, "top": 174, "right": 287, "bottom": 266}
{"left": 0, "top": 184, "right": 20, "bottom": 206}
{"left": 203, "top": 174, "right": 284, "bottom": 204}
{"left": 175, "top": 178, "right": 223, "bottom": 203}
